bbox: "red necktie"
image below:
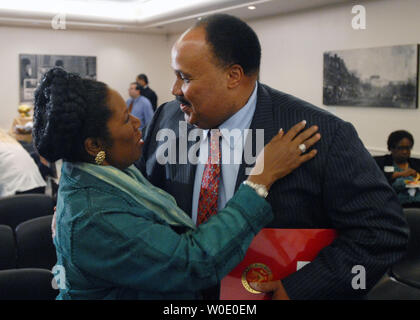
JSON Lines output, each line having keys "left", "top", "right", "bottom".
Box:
{"left": 128, "top": 100, "right": 134, "bottom": 113}
{"left": 197, "top": 129, "right": 222, "bottom": 226}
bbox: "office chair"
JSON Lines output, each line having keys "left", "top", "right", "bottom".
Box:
{"left": 0, "top": 224, "right": 16, "bottom": 270}
{"left": 390, "top": 208, "right": 420, "bottom": 289}
{"left": 367, "top": 207, "right": 420, "bottom": 299}
{"left": 15, "top": 215, "right": 56, "bottom": 270}
{"left": 0, "top": 268, "right": 57, "bottom": 300}
{"left": 0, "top": 194, "right": 55, "bottom": 229}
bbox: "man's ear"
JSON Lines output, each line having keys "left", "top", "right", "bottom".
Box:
{"left": 226, "top": 64, "right": 244, "bottom": 89}
{"left": 84, "top": 137, "right": 103, "bottom": 158}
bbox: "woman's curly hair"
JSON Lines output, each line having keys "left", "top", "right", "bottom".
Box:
{"left": 33, "top": 67, "right": 112, "bottom": 163}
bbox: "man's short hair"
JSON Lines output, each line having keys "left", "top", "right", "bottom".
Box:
{"left": 137, "top": 74, "right": 148, "bottom": 84}
{"left": 194, "top": 14, "right": 261, "bottom": 76}
{"left": 387, "top": 130, "right": 414, "bottom": 150}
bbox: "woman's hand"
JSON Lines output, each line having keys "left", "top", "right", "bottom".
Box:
{"left": 248, "top": 120, "right": 320, "bottom": 190}
{"left": 393, "top": 168, "right": 418, "bottom": 180}
{"left": 250, "top": 280, "right": 290, "bottom": 300}
{"left": 402, "top": 168, "right": 418, "bottom": 178}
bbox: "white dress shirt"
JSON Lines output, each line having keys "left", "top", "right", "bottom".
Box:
{"left": 191, "top": 83, "right": 258, "bottom": 224}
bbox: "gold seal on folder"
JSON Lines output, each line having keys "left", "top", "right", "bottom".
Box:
{"left": 241, "top": 263, "right": 273, "bottom": 294}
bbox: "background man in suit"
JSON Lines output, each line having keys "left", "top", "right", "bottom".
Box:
{"left": 137, "top": 14, "right": 409, "bottom": 299}
{"left": 136, "top": 73, "right": 158, "bottom": 112}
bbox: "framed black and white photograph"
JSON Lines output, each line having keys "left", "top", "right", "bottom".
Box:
{"left": 19, "top": 54, "right": 97, "bottom": 103}
{"left": 323, "top": 44, "right": 418, "bottom": 109}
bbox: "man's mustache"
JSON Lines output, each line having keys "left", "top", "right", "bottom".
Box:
{"left": 176, "top": 95, "right": 191, "bottom": 106}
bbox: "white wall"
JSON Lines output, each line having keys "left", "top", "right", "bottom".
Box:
{"left": 250, "top": 0, "right": 420, "bottom": 156}
{"left": 2, "top": 0, "right": 420, "bottom": 157}
{"left": 0, "top": 26, "right": 174, "bottom": 130}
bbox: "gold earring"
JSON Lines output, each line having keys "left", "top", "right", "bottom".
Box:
{"left": 95, "top": 151, "right": 106, "bottom": 165}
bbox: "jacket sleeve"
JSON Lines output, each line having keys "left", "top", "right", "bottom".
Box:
{"left": 135, "top": 102, "right": 167, "bottom": 176}
{"left": 374, "top": 156, "right": 395, "bottom": 184}
{"left": 384, "top": 171, "right": 395, "bottom": 183}
{"left": 151, "top": 91, "right": 158, "bottom": 110}
{"left": 281, "top": 121, "right": 409, "bottom": 299}
{"left": 142, "top": 99, "right": 154, "bottom": 128}
{"left": 71, "top": 184, "right": 272, "bottom": 294}
{"left": 392, "top": 177, "right": 408, "bottom": 191}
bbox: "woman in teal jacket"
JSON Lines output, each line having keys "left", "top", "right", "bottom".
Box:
{"left": 33, "top": 68, "right": 320, "bottom": 299}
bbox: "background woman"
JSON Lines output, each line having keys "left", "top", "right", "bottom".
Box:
{"left": 375, "top": 130, "right": 420, "bottom": 207}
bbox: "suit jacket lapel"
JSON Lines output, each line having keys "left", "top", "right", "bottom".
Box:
{"left": 165, "top": 116, "right": 198, "bottom": 217}
{"left": 184, "top": 123, "right": 199, "bottom": 214}
{"left": 186, "top": 123, "right": 198, "bottom": 186}
{"left": 234, "top": 83, "right": 278, "bottom": 191}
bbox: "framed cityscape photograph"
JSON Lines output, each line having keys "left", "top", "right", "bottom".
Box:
{"left": 19, "top": 54, "right": 97, "bottom": 103}
{"left": 323, "top": 44, "right": 418, "bottom": 109}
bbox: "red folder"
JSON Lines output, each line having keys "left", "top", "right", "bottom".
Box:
{"left": 220, "top": 228, "right": 337, "bottom": 300}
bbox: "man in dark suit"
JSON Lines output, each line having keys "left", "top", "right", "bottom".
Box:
{"left": 136, "top": 74, "right": 158, "bottom": 112}
{"left": 137, "top": 14, "right": 409, "bottom": 299}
